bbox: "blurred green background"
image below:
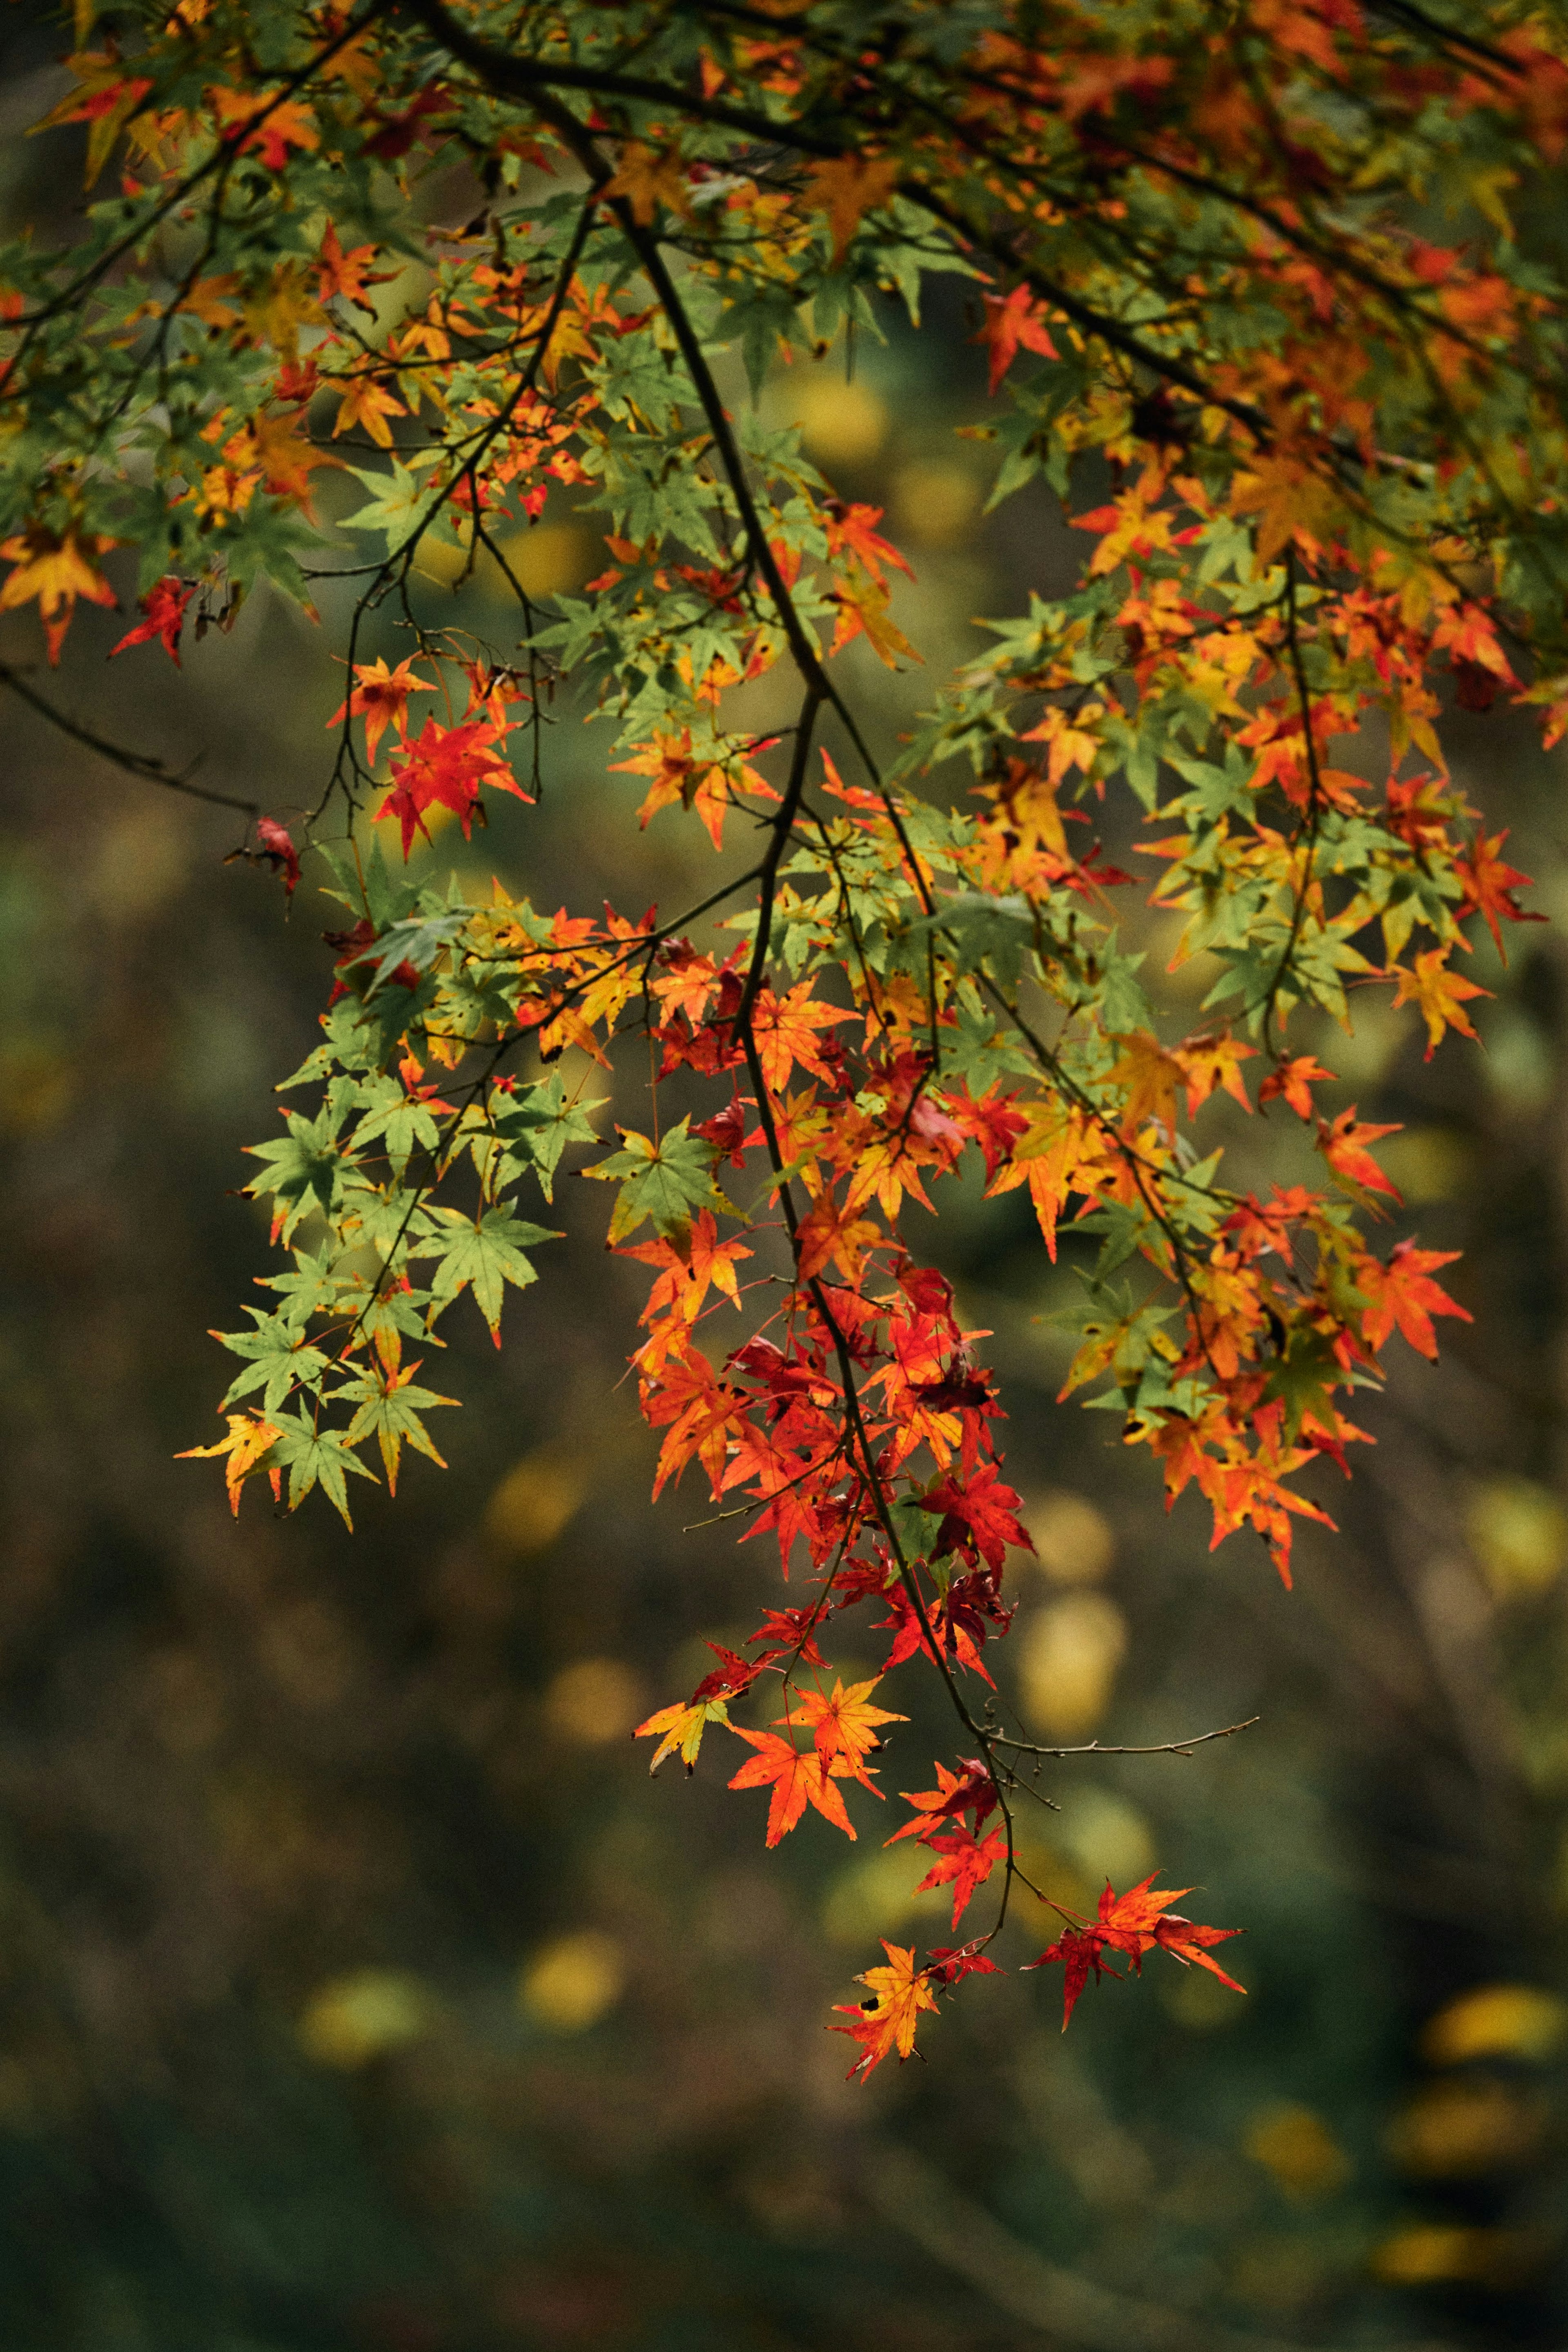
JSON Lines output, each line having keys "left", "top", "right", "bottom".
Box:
{"left": 2, "top": 15, "right": 1567, "bottom": 2348}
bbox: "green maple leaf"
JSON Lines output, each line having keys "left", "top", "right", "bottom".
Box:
{"left": 214, "top": 1310, "right": 331, "bottom": 1413}
{"left": 582, "top": 1117, "right": 728, "bottom": 1243}
{"left": 1263, "top": 1326, "right": 1343, "bottom": 1440}
{"left": 491, "top": 1070, "right": 606, "bottom": 1201}
{"left": 337, "top": 1367, "right": 457, "bottom": 1492}
{"left": 270, "top": 1414, "right": 380, "bottom": 1529}
{"left": 416, "top": 1202, "right": 561, "bottom": 1338}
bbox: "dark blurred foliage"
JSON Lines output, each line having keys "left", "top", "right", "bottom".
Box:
{"left": 1, "top": 20, "right": 1566, "bottom": 2350}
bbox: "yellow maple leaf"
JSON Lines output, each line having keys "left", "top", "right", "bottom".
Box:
{"left": 1390, "top": 948, "right": 1490, "bottom": 1059}
{"left": 0, "top": 524, "right": 119, "bottom": 663}
{"left": 177, "top": 1412, "right": 282, "bottom": 1516}
{"left": 1108, "top": 1029, "right": 1185, "bottom": 1134}
{"left": 602, "top": 141, "right": 694, "bottom": 225}
{"left": 332, "top": 372, "right": 408, "bottom": 448}
{"left": 831, "top": 1942, "right": 939, "bottom": 2080}
{"left": 830, "top": 566, "right": 919, "bottom": 668}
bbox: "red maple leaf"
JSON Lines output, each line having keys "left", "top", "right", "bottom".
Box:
{"left": 911, "top": 1823, "right": 1008, "bottom": 1927}
{"left": 376, "top": 714, "right": 525, "bottom": 856}
{"left": 1027, "top": 1875, "right": 1245, "bottom": 2028}
{"left": 110, "top": 575, "right": 193, "bottom": 666}
{"left": 253, "top": 816, "right": 300, "bottom": 898}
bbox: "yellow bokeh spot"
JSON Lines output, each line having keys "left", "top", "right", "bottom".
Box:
{"left": 543, "top": 1656, "right": 645, "bottom": 1744}
{"left": 1376, "top": 1125, "right": 1470, "bottom": 1205}
{"left": 1051, "top": 1788, "right": 1153, "bottom": 1887}
{"left": 1372, "top": 2224, "right": 1547, "bottom": 2287}
{"left": 1388, "top": 2078, "right": 1543, "bottom": 2176}
{"left": 822, "top": 1846, "right": 947, "bottom": 1946}
{"left": 785, "top": 375, "right": 889, "bottom": 466}
{"left": 890, "top": 460, "right": 980, "bottom": 548}
{"left": 489, "top": 521, "right": 597, "bottom": 600}
{"left": 299, "top": 1969, "right": 432, "bottom": 2069}
{"left": 1422, "top": 1981, "right": 1568, "bottom": 2065}
{"left": 1021, "top": 1489, "right": 1115, "bottom": 1583}
{"left": 486, "top": 1442, "right": 588, "bottom": 1556}
{"left": 1465, "top": 1478, "right": 1566, "bottom": 1601}
{"left": 410, "top": 532, "right": 469, "bottom": 587}
{"left": 1017, "top": 1594, "right": 1127, "bottom": 1738}
{"left": 1245, "top": 2102, "right": 1352, "bottom": 2201}
{"left": 519, "top": 1931, "right": 624, "bottom": 2032}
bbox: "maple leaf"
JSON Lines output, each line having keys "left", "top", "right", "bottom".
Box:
{"left": 332, "top": 371, "right": 407, "bottom": 447}
{"left": 1390, "top": 948, "right": 1490, "bottom": 1059}
{"left": 376, "top": 714, "right": 523, "bottom": 855}
{"left": 1356, "top": 1239, "right": 1471, "bottom": 1360}
{"left": 974, "top": 284, "right": 1059, "bottom": 395}
{"left": 751, "top": 983, "right": 856, "bottom": 1093}
{"left": 336, "top": 1360, "right": 456, "bottom": 1493}
{"left": 1317, "top": 1107, "right": 1402, "bottom": 1202}
{"left": 584, "top": 1117, "right": 729, "bottom": 1244}
{"left": 1258, "top": 1054, "right": 1334, "bottom": 1119}
{"left": 177, "top": 1411, "right": 282, "bottom": 1516}
{"left": 778, "top": 1676, "right": 906, "bottom": 1778}
{"left": 1027, "top": 1877, "right": 1244, "bottom": 2028}
{"left": 635, "top": 1695, "right": 733, "bottom": 1774}
{"left": 0, "top": 524, "right": 118, "bottom": 663}
{"left": 728, "top": 1729, "right": 857, "bottom": 1846}
{"left": 1177, "top": 1034, "right": 1255, "bottom": 1118}
{"left": 886, "top": 1758, "right": 1000, "bottom": 1844}
{"left": 912, "top": 1824, "right": 1008, "bottom": 1928}
{"left": 830, "top": 1942, "right": 939, "bottom": 2081}
{"left": 1108, "top": 1030, "right": 1185, "bottom": 1135}
{"left": 803, "top": 154, "right": 900, "bottom": 266}
{"left": 829, "top": 566, "right": 920, "bottom": 667}
{"left": 329, "top": 655, "right": 436, "bottom": 767}
{"left": 253, "top": 816, "right": 300, "bottom": 898}
{"left": 209, "top": 86, "right": 320, "bottom": 171}
{"left": 110, "top": 575, "right": 193, "bottom": 665}
{"left": 602, "top": 140, "right": 694, "bottom": 224}
{"left": 824, "top": 502, "right": 913, "bottom": 586}
{"left": 314, "top": 220, "right": 390, "bottom": 311}
{"left": 926, "top": 1462, "right": 1031, "bottom": 1569}
{"left": 1454, "top": 829, "right": 1543, "bottom": 958}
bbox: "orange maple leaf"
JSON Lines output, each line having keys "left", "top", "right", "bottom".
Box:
{"left": 1356, "top": 1240, "right": 1471, "bottom": 1361}
{"left": 1390, "top": 947, "right": 1490, "bottom": 1058}
{"left": 1176, "top": 1034, "right": 1256, "bottom": 1118}
{"left": 751, "top": 983, "right": 856, "bottom": 1092}
{"left": 1258, "top": 1053, "right": 1334, "bottom": 1119}
{"left": 328, "top": 655, "right": 436, "bottom": 767}
{"left": 1317, "top": 1107, "right": 1402, "bottom": 1201}
{"left": 911, "top": 1824, "right": 1008, "bottom": 1928}
{"left": 973, "top": 283, "right": 1059, "bottom": 395}
{"left": 831, "top": 1942, "right": 940, "bottom": 2080}
{"left": 728, "top": 1729, "right": 857, "bottom": 1846}
{"left": 803, "top": 153, "right": 900, "bottom": 265}
{"left": 777, "top": 1676, "right": 906, "bottom": 1779}
{"left": 331, "top": 371, "right": 407, "bottom": 447}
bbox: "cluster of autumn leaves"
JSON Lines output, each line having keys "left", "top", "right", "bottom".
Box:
{"left": 10, "top": 0, "right": 1568, "bottom": 2076}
